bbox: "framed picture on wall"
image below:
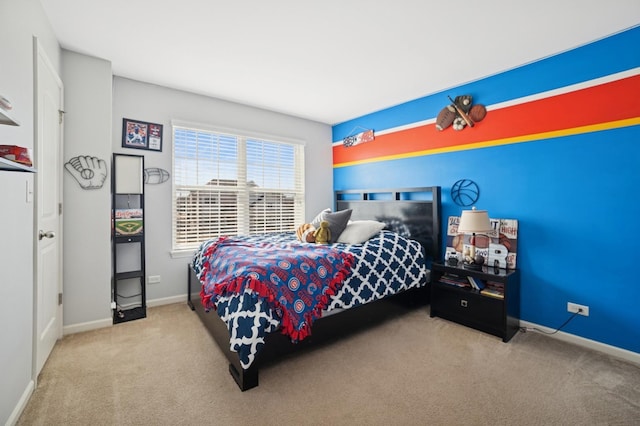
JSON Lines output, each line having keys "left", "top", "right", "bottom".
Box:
{"left": 122, "top": 118, "right": 163, "bottom": 152}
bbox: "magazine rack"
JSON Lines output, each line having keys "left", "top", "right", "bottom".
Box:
{"left": 112, "top": 153, "right": 146, "bottom": 323}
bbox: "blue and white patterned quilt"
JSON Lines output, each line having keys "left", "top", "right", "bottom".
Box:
{"left": 192, "top": 230, "right": 427, "bottom": 368}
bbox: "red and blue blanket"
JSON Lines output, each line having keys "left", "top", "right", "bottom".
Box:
{"left": 200, "top": 237, "right": 354, "bottom": 342}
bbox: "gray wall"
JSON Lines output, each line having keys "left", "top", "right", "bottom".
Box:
{"left": 59, "top": 60, "right": 332, "bottom": 330}
{"left": 61, "top": 50, "right": 113, "bottom": 330}
{"left": 111, "top": 77, "right": 333, "bottom": 304}
{"left": 0, "top": 0, "right": 60, "bottom": 424}
{"left": 2, "top": 3, "right": 332, "bottom": 422}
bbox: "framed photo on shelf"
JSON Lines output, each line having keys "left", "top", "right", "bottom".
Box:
{"left": 445, "top": 215, "right": 519, "bottom": 269}
{"left": 122, "top": 118, "right": 163, "bottom": 152}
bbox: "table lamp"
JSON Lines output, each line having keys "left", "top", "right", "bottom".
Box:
{"left": 457, "top": 207, "right": 492, "bottom": 270}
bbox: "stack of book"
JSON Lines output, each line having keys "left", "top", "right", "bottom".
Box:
{"left": 438, "top": 273, "right": 471, "bottom": 288}
{"left": 466, "top": 276, "right": 486, "bottom": 291}
{"left": 480, "top": 281, "right": 505, "bottom": 299}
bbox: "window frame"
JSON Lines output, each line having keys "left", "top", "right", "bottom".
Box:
{"left": 171, "top": 120, "right": 306, "bottom": 255}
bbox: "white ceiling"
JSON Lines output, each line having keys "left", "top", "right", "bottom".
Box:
{"left": 40, "top": 0, "right": 639, "bottom": 125}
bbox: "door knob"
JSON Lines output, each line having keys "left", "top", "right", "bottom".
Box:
{"left": 39, "top": 230, "right": 55, "bottom": 240}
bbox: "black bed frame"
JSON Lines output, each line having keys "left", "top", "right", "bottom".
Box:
{"left": 187, "top": 186, "right": 441, "bottom": 391}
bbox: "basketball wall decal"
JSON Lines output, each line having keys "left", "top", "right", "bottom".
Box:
{"left": 451, "top": 179, "right": 480, "bottom": 206}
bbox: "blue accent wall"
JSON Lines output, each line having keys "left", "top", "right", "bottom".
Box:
{"left": 333, "top": 26, "right": 640, "bottom": 354}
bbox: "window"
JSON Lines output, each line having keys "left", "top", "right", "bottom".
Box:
{"left": 172, "top": 123, "right": 305, "bottom": 251}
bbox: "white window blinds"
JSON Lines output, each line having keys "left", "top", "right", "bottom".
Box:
{"left": 172, "top": 124, "right": 305, "bottom": 251}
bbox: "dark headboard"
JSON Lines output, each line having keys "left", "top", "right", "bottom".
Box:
{"left": 335, "top": 187, "right": 441, "bottom": 262}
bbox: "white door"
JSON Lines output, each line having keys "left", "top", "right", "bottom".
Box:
{"left": 35, "top": 40, "right": 63, "bottom": 375}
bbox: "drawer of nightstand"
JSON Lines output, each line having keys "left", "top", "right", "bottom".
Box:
{"left": 431, "top": 284, "right": 503, "bottom": 327}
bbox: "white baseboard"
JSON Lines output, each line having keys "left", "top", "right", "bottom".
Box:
{"left": 63, "top": 317, "right": 113, "bottom": 335}
{"left": 5, "top": 379, "right": 34, "bottom": 426}
{"left": 62, "top": 294, "right": 188, "bottom": 335}
{"left": 146, "top": 294, "right": 187, "bottom": 308}
{"left": 519, "top": 320, "right": 640, "bottom": 366}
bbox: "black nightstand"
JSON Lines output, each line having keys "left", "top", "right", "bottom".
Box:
{"left": 430, "top": 263, "right": 520, "bottom": 342}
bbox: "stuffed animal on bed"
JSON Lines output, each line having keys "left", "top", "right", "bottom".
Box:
{"left": 313, "top": 220, "right": 331, "bottom": 244}
{"left": 296, "top": 223, "right": 316, "bottom": 242}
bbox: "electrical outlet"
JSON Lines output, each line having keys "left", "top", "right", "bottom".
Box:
{"left": 567, "top": 302, "right": 589, "bottom": 316}
{"left": 148, "top": 275, "right": 161, "bottom": 284}
{"left": 110, "top": 301, "right": 116, "bottom": 309}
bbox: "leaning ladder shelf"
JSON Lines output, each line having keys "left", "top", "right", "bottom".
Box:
{"left": 111, "top": 153, "right": 146, "bottom": 323}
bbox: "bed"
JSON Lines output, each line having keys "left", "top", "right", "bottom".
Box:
{"left": 187, "top": 186, "right": 441, "bottom": 390}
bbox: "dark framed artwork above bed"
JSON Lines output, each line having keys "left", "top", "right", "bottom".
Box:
{"left": 188, "top": 186, "right": 441, "bottom": 391}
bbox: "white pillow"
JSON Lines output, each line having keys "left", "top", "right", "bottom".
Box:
{"left": 336, "top": 220, "right": 386, "bottom": 244}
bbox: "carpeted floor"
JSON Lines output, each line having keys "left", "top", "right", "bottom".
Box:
{"left": 18, "top": 302, "right": 640, "bottom": 425}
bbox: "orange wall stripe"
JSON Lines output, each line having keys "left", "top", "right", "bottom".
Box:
{"left": 334, "top": 117, "right": 640, "bottom": 168}
{"left": 333, "top": 74, "right": 640, "bottom": 167}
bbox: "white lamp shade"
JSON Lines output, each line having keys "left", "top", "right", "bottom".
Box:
{"left": 458, "top": 208, "right": 491, "bottom": 233}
